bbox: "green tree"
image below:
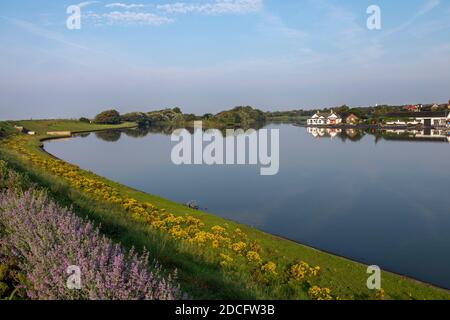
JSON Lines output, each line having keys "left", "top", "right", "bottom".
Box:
{"left": 94, "top": 110, "right": 121, "bottom": 124}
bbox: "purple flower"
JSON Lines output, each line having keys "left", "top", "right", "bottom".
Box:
{"left": 0, "top": 186, "right": 181, "bottom": 300}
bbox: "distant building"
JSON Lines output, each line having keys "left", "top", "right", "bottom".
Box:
{"left": 384, "top": 111, "right": 450, "bottom": 128}
{"left": 403, "top": 105, "right": 420, "bottom": 112}
{"left": 415, "top": 111, "right": 449, "bottom": 127}
{"left": 386, "top": 120, "right": 407, "bottom": 126}
{"left": 346, "top": 114, "right": 360, "bottom": 124}
{"left": 307, "top": 110, "right": 342, "bottom": 126}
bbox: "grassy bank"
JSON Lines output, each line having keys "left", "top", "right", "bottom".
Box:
{"left": 10, "top": 119, "right": 136, "bottom": 135}
{"left": 0, "top": 120, "right": 449, "bottom": 300}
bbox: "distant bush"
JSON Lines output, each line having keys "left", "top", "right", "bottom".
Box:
{"left": 120, "top": 112, "right": 144, "bottom": 122}
{"left": 183, "top": 114, "right": 197, "bottom": 122}
{"left": 146, "top": 108, "right": 185, "bottom": 123}
{"left": 79, "top": 117, "right": 90, "bottom": 123}
{"left": 94, "top": 110, "right": 121, "bottom": 124}
{"left": 214, "top": 106, "right": 267, "bottom": 126}
{"left": 202, "top": 113, "right": 214, "bottom": 120}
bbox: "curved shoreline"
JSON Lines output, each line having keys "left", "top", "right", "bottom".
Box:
{"left": 38, "top": 126, "right": 450, "bottom": 293}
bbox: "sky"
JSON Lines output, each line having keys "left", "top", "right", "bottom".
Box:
{"left": 1, "top": 0, "right": 450, "bottom": 120}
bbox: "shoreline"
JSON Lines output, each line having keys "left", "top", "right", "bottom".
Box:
{"left": 37, "top": 124, "right": 450, "bottom": 294}
{"left": 2, "top": 119, "right": 449, "bottom": 298}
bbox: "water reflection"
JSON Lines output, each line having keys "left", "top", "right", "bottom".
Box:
{"left": 95, "top": 130, "right": 122, "bottom": 142}
{"left": 88, "top": 125, "right": 450, "bottom": 145}
{"left": 306, "top": 127, "right": 365, "bottom": 142}
{"left": 306, "top": 127, "right": 450, "bottom": 143}
{"left": 88, "top": 122, "right": 269, "bottom": 142}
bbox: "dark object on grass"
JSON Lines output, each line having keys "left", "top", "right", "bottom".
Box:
{"left": 186, "top": 200, "right": 199, "bottom": 210}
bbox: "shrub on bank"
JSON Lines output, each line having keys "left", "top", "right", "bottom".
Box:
{"left": 0, "top": 161, "right": 181, "bottom": 300}
{"left": 93, "top": 110, "right": 121, "bottom": 125}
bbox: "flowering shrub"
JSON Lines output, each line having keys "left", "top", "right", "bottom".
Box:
{"left": 3, "top": 138, "right": 265, "bottom": 270}
{"left": 375, "top": 288, "right": 385, "bottom": 300}
{"left": 261, "top": 262, "right": 277, "bottom": 275}
{"left": 308, "top": 286, "right": 334, "bottom": 300}
{"left": 219, "top": 254, "right": 233, "bottom": 267}
{"left": 2, "top": 137, "right": 329, "bottom": 298}
{"left": 246, "top": 251, "right": 262, "bottom": 264}
{"left": 0, "top": 184, "right": 181, "bottom": 300}
{"left": 289, "top": 262, "right": 320, "bottom": 280}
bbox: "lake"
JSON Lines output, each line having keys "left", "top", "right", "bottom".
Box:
{"left": 44, "top": 124, "right": 450, "bottom": 289}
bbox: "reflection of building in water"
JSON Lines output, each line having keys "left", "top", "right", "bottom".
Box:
{"left": 307, "top": 127, "right": 342, "bottom": 138}
{"left": 345, "top": 129, "right": 359, "bottom": 138}
{"left": 415, "top": 129, "right": 450, "bottom": 142}
{"left": 382, "top": 129, "right": 450, "bottom": 143}
{"left": 307, "top": 126, "right": 450, "bottom": 143}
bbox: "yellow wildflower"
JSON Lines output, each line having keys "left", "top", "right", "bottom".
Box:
{"left": 261, "top": 261, "right": 277, "bottom": 275}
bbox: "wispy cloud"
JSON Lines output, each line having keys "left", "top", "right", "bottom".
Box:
{"left": 260, "top": 12, "right": 308, "bottom": 40}
{"left": 78, "top": 1, "right": 99, "bottom": 8}
{"left": 0, "top": 16, "right": 136, "bottom": 69}
{"left": 105, "top": 3, "right": 145, "bottom": 9}
{"left": 86, "top": 11, "right": 174, "bottom": 26}
{"left": 0, "top": 16, "right": 91, "bottom": 51}
{"left": 156, "top": 0, "right": 263, "bottom": 15}
{"left": 78, "top": 1, "right": 263, "bottom": 27}
{"left": 384, "top": 0, "right": 441, "bottom": 37}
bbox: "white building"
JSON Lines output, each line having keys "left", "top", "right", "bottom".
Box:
{"left": 386, "top": 120, "right": 407, "bottom": 126}
{"left": 415, "top": 111, "right": 450, "bottom": 127}
{"left": 384, "top": 111, "right": 450, "bottom": 128}
{"left": 307, "top": 110, "right": 342, "bottom": 126}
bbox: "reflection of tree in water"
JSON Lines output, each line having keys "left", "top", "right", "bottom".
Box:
{"left": 345, "top": 129, "right": 365, "bottom": 142}
{"left": 120, "top": 121, "right": 267, "bottom": 139}
{"left": 336, "top": 129, "right": 365, "bottom": 142}
{"left": 95, "top": 130, "right": 122, "bottom": 142}
{"left": 78, "top": 132, "right": 91, "bottom": 138}
{"left": 122, "top": 127, "right": 152, "bottom": 138}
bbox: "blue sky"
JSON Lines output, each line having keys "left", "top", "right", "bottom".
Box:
{"left": 1, "top": 0, "right": 450, "bottom": 120}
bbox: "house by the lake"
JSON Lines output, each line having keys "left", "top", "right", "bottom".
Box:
{"left": 384, "top": 111, "right": 450, "bottom": 128}
{"left": 415, "top": 111, "right": 449, "bottom": 127}
{"left": 307, "top": 110, "right": 342, "bottom": 126}
{"left": 346, "top": 114, "right": 360, "bottom": 124}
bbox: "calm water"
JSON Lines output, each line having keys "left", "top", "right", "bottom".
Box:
{"left": 44, "top": 125, "right": 450, "bottom": 289}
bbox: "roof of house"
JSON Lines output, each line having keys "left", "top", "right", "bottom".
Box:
{"left": 312, "top": 111, "right": 341, "bottom": 118}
